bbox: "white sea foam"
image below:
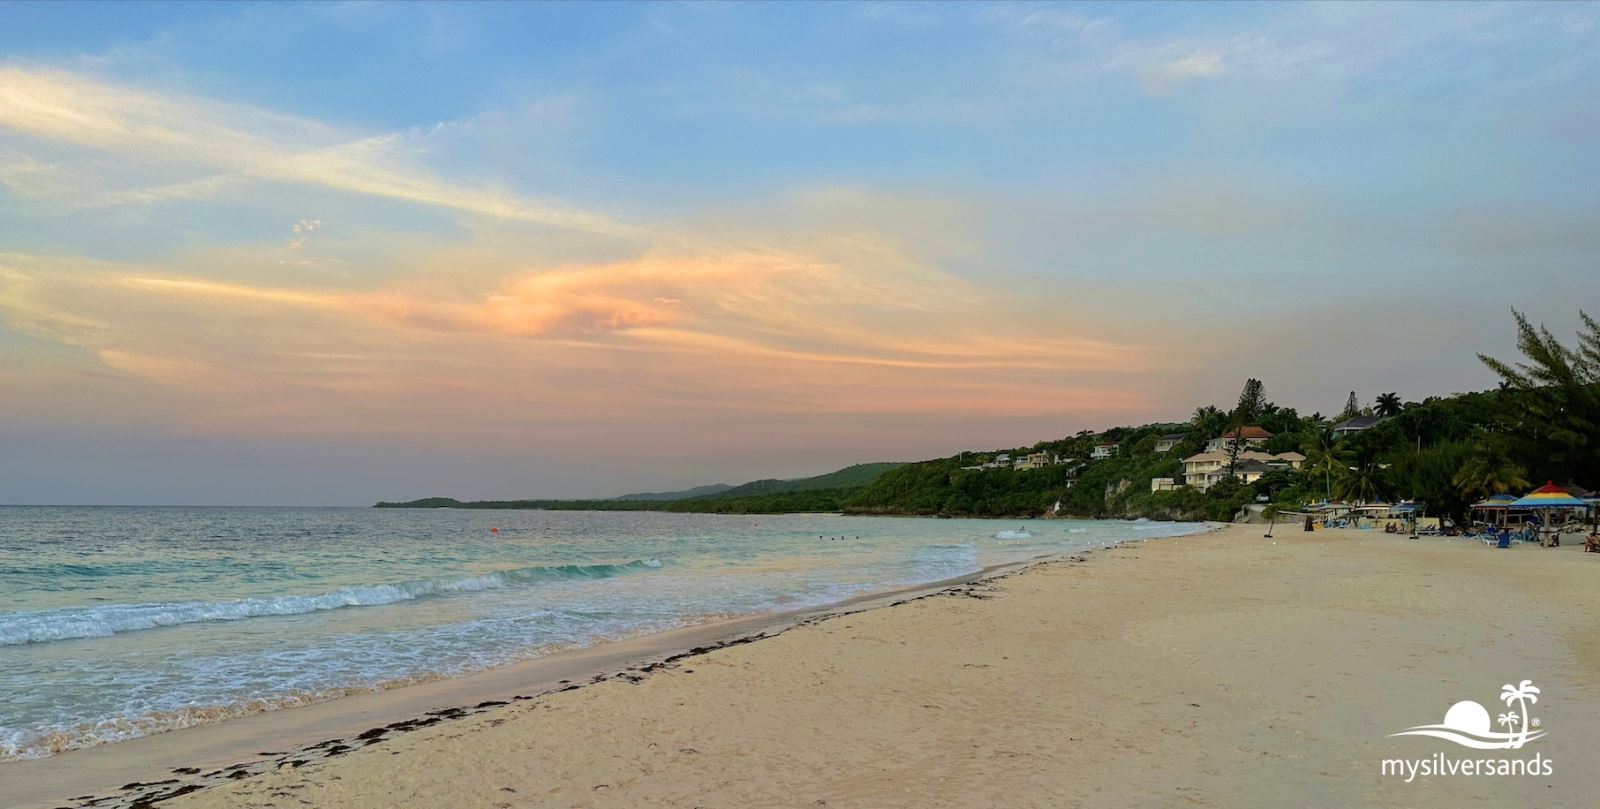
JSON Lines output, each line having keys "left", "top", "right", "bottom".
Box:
{"left": 0, "top": 559, "right": 663, "bottom": 646}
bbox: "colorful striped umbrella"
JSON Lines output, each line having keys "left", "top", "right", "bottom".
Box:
{"left": 1509, "top": 481, "right": 1588, "bottom": 509}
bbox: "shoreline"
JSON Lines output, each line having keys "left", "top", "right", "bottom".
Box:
{"left": 4, "top": 535, "right": 1171, "bottom": 809}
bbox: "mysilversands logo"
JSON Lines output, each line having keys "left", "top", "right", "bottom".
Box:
{"left": 1381, "top": 679, "right": 1554, "bottom": 782}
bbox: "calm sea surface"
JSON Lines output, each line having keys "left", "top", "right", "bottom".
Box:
{"left": 0, "top": 507, "right": 1206, "bottom": 759}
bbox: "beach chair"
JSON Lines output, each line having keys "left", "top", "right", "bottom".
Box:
{"left": 1496, "top": 532, "right": 1511, "bottom": 549}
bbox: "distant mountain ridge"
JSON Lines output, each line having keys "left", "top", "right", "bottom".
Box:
{"left": 612, "top": 463, "right": 904, "bottom": 502}
{"left": 376, "top": 462, "right": 906, "bottom": 513}
{"left": 711, "top": 463, "right": 905, "bottom": 498}
{"left": 613, "top": 483, "right": 735, "bottom": 501}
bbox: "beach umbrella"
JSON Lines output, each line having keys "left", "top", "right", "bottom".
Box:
{"left": 1470, "top": 493, "right": 1522, "bottom": 528}
{"left": 1509, "top": 481, "right": 1588, "bottom": 509}
{"left": 1470, "top": 494, "right": 1520, "bottom": 509}
{"left": 1510, "top": 482, "right": 1588, "bottom": 540}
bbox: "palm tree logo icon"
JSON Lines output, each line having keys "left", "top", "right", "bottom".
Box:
{"left": 1499, "top": 680, "right": 1541, "bottom": 749}
{"left": 1391, "top": 679, "right": 1548, "bottom": 749}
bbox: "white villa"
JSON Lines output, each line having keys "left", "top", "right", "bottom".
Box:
{"left": 1150, "top": 477, "right": 1179, "bottom": 492}
{"left": 1090, "top": 442, "right": 1118, "bottom": 460}
{"left": 1013, "top": 452, "right": 1055, "bottom": 471}
{"left": 1203, "top": 426, "right": 1274, "bottom": 453}
{"left": 1181, "top": 449, "right": 1305, "bottom": 491}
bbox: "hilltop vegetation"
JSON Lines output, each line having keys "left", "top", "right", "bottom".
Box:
{"left": 714, "top": 463, "right": 905, "bottom": 499}
{"left": 843, "top": 424, "right": 1197, "bottom": 518}
{"left": 839, "top": 393, "right": 1514, "bottom": 521}
{"left": 848, "top": 309, "right": 1598, "bottom": 522}
{"left": 613, "top": 483, "right": 735, "bottom": 501}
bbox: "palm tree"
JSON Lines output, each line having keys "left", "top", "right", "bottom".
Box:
{"left": 1500, "top": 680, "right": 1541, "bottom": 748}
{"left": 1497, "top": 712, "right": 1519, "bottom": 734}
{"left": 1335, "top": 438, "right": 1387, "bottom": 503}
{"left": 1302, "top": 426, "right": 1343, "bottom": 501}
{"left": 1191, "top": 405, "right": 1225, "bottom": 440}
{"left": 1374, "top": 392, "right": 1403, "bottom": 418}
{"left": 1337, "top": 461, "right": 1385, "bottom": 503}
{"left": 1453, "top": 455, "right": 1530, "bottom": 502}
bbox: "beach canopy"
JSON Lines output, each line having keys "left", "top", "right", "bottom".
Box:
{"left": 1509, "top": 481, "right": 1588, "bottom": 509}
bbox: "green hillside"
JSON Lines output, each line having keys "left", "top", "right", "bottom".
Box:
{"left": 613, "top": 483, "right": 735, "bottom": 501}
{"left": 376, "top": 462, "right": 904, "bottom": 513}
{"left": 712, "top": 463, "right": 905, "bottom": 499}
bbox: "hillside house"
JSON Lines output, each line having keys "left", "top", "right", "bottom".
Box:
{"left": 1014, "top": 452, "right": 1053, "bottom": 471}
{"left": 1204, "top": 426, "right": 1273, "bottom": 453}
{"left": 1154, "top": 433, "right": 1188, "bottom": 453}
{"left": 1332, "top": 415, "right": 1385, "bottom": 438}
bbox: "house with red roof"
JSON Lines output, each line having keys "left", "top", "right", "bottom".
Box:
{"left": 1204, "top": 426, "right": 1273, "bottom": 453}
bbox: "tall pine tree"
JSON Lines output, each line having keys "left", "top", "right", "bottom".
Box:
{"left": 1226, "top": 378, "right": 1266, "bottom": 476}
{"left": 1338, "top": 391, "right": 1361, "bottom": 421}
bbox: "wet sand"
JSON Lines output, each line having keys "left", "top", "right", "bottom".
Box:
{"left": 14, "top": 523, "right": 1600, "bottom": 807}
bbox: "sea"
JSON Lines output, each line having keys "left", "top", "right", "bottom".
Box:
{"left": 0, "top": 506, "right": 1207, "bottom": 760}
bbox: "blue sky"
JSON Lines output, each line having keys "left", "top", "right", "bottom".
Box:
{"left": 0, "top": 2, "right": 1596, "bottom": 503}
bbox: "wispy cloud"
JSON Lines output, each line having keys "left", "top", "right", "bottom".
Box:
{"left": 0, "top": 68, "right": 637, "bottom": 236}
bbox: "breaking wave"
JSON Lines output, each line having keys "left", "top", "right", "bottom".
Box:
{"left": 0, "top": 559, "right": 663, "bottom": 647}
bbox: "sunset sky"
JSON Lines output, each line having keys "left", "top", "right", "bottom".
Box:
{"left": 1, "top": 2, "right": 1596, "bottom": 505}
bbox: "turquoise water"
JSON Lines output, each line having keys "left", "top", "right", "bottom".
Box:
{"left": 0, "top": 507, "right": 1206, "bottom": 759}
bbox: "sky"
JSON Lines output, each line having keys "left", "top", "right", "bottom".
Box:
{"left": 0, "top": 1, "right": 1596, "bottom": 505}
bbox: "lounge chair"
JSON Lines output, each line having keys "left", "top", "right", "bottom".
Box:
{"left": 1496, "top": 532, "right": 1512, "bottom": 549}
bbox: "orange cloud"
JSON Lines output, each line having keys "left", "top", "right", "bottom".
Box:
{"left": 0, "top": 227, "right": 1165, "bottom": 453}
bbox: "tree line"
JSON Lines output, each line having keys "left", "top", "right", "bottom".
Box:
{"left": 844, "top": 309, "right": 1598, "bottom": 522}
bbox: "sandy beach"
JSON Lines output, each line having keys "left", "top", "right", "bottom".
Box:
{"left": 14, "top": 523, "right": 1600, "bottom": 808}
